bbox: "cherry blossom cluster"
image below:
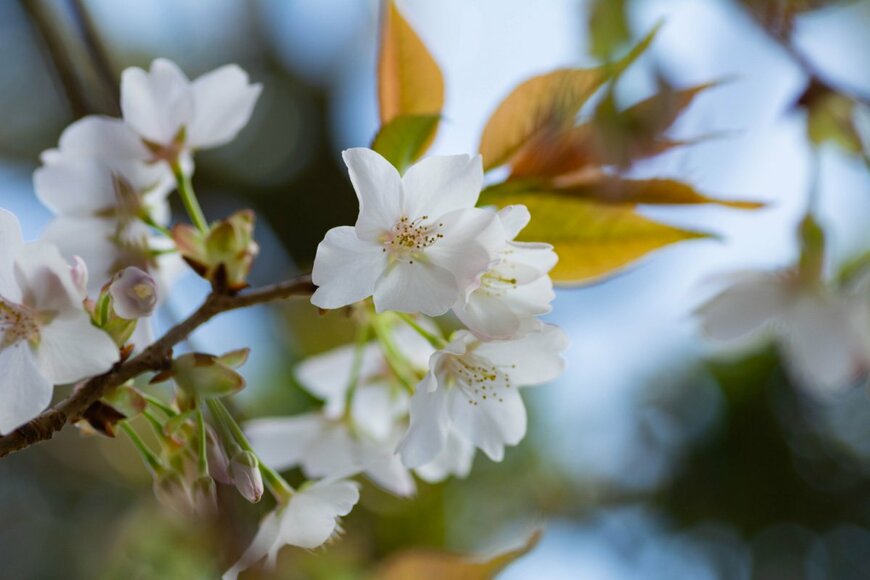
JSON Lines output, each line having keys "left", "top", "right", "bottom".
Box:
{"left": 0, "top": 58, "right": 568, "bottom": 579}
{"left": 236, "top": 148, "right": 568, "bottom": 576}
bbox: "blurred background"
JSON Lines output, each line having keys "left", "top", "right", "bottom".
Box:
{"left": 0, "top": 0, "right": 869, "bottom": 578}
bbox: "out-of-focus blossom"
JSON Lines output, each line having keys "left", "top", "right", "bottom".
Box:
{"left": 453, "top": 205, "right": 557, "bottom": 339}
{"left": 247, "top": 414, "right": 414, "bottom": 497}
{"left": 398, "top": 323, "right": 568, "bottom": 467}
{"left": 121, "top": 59, "right": 262, "bottom": 162}
{"left": 696, "top": 270, "right": 870, "bottom": 395}
{"left": 311, "top": 148, "right": 503, "bottom": 316}
{"left": 222, "top": 479, "right": 359, "bottom": 580}
{"left": 35, "top": 116, "right": 178, "bottom": 295}
{"left": 0, "top": 209, "right": 118, "bottom": 434}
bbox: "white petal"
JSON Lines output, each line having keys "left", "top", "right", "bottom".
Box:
{"left": 454, "top": 291, "right": 523, "bottom": 340}
{"left": 301, "top": 423, "right": 362, "bottom": 478}
{"left": 351, "top": 382, "right": 408, "bottom": 441}
{"left": 426, "top": 208, "right": 502, "bottom": 297}
{"left": 402, "top": 154, "right": 483, "bottom": 218}
{"left": 695, "top": 272, "right": 789, "bottom": 344}
{"left": 40, "top": 217, "right": 123, "bottom": 293}
{"left": 499, "top": 242, "right": 558, "bottom": 284}
{"left": 296, "top": 343, "right": 383, "bottom": 418}
{"left": 222, "top": 509, "right": 283, "bottom": 580}
{"left": 415, "top": 429, "right": 475, "bottom": 483}
{"left": 14, "top": 243, "right": 84, "bottom": 313}
{"left": 311, "top": 226, "right": 387, "bottom": 309}
{"left": 54, "top": 115, "right": 152, "bottom": 164}
{"left": 0, "top": 343, "right": 53, "bottom": 434}
{"left": 0, "top": 208, "right": 24, "bottom": 300}
{"left": 34, "top": 159, "right": 117, "bottom": 217}
{"left": 342, "top": 148, "right": 403, "bottom": 241}
{"left": 475, "top": 323, "right": 568, "bottom": 385}
{"left": 35, "top": 313, "right": 119, "bottom": 385}
{"left": 496, "top": 205, "right": 531, "bottom": 240}
{"left": 278, "top": 479, "right": 360, "bottom": 549}
{"left": 449, "top": 380, "right": 527, "bottom": 462}
{"left": 359, "top": 436, "right": 416, "bottom": 496}
{"left": 121, "top": 59, "right": 194, "bottom": 145}
{"left": 396, "top": 377, "right": 451, "bottom": 468}
{"left": 373, "top": 260, "right": 458, "bottom": 316}
{"left": 245, "top": 414, "right": 323, "bottom": 471}
{"left": 780, "top": 293, "right": 868, "bottom": 395}
{"left": 188, "top": 64, "right": 262, "bottom": 148}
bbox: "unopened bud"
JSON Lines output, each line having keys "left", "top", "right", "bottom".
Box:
{"left": 165, "top": 351, "right": 247, "bottom": 399}
{"left": 109, "top": 267, "right": 158, "bottom": 319}
{"left": 206, "top": 427, "right": 232, "bottom": 485}
{"left": 69, "top": 256, "right": 89, "bottom": 298}
{"left": 153, "top": 471, "right": 191, "bottom": 514}
{"left": 172, "top": 210, "right": 259, "bottom": 293}
{"left": 191, "top": 475, "right": 219, "bottom": 518}
{"left": 229, "top": 449, "right": 263, "bottom": 504}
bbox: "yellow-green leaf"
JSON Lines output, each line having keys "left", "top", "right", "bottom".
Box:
{"left": 374, "top": 529, "right": 542, "bottom": 580}
{"left": 479, "top": 190, "right": 711, "bottom": 284}
{"left": 372, "top": 114, "right": 441, "bottom": 172}
{"left": 478, "top": 24, "right": 661, "bottom": 171}
{"left": 555, "top": 177, "right": 765, "bottom": 209}
{"left": 378, "top": 1, "right": 444, "bottom": 124}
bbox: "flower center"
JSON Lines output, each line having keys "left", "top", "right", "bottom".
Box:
{"left": 382, "top": 216, "right": 443, "bottom": 263}
{"left": 447, "top": 355, "right": 511, "bottom": 406}
{"left": 0, "top": 297, "right": 40, "bottom": 349}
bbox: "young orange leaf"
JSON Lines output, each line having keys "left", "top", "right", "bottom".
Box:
{"left": 554, "top": 177, "right": 765, "bottom": 209}
{"left": 378, "top": 1, "right": 444, "bottom": 124}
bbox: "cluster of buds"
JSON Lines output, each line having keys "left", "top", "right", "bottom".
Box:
{"left": 173, "top": 210, "right": 259, "bottom": 294}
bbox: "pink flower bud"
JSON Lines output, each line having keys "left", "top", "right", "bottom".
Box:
{"left": 206, "top": 427, "right": 232, "bottom": 485}
{"left": 69, "top": 256, "right": 89, "bottom": 298}
{"left": 229, "top": 449, "right": 264, "bottom": 503}
{"left": 109, "top": 267, "right": 158, "bottom": 319}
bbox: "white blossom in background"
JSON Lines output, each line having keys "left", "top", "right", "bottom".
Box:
{"left": 121, "top": 58, "right": 262, "bottom": 161}
{"left": 0, "top": 209, "right": 119, "bottom": 434}
{"left": 35, "top": 116, "right": 178, "bottom": 295}
{"left": 453, "top": 204, "right": 557, "bottom": 339}
{"left": 311, "top": 149, "right": 503, "bottom": 316}
{"left": 414, "top": 429, "right": 476, "bottom": 483}
{"left": 222, "top": 478, "right": 360, "bottom": 580}
{"left": 247, "top": 328, "right": 431, "bottom": 496}
{"left": 247, "top": 414, "right": 414, "bottom": 497}
{"left": 696, "top": 270, "right": 870, "bottom": 395}
{"left": 398, "top": 323, "right": 568, "bottom": 468}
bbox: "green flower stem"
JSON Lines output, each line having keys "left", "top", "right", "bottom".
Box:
{"left": 206, "top": 398, "right": 294, "bottom": 502}
{"left": 395, "top": 312, "right": 447, "bottom": 349}
{"left": 120, "top": 420, "right": 163, "bottom": 474}
{"left": 141, "top": 213, "right": 172, "bottom": 237}
{"left": 141, "top": 393, "right": 177, "bottom": 417}
{"left": 195, "top": 405, "right": 208, "bottom": 477}
{"left": 344, "top": 321, "right": 371, "bottom": 415}
{"left": 371, "top": 314, "right": 418, "bottom": 393}
{"left": 171, "top": 161, "right": 208, "bottom": 234}
{"left": 141, "top": 409, "right": 166, "bottom": 439}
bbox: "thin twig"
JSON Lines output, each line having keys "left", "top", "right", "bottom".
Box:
{"left": 0, "top": 275, "right": 316, "bottom": 459}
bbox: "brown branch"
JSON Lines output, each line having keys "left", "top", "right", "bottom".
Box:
{"left": 0, "top": 275, "right": 316, "bottom": 459}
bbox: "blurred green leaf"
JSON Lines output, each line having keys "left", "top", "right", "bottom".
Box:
{"left": 589, "top": 0, "right": 630, "bottom": 60}
{"left": 372, "top": 114, "right": 440, "bottom": 172}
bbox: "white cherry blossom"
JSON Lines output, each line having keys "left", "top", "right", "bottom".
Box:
{"left": 414, "top": 429, "right": 476, "bottom": 483}
{"left": 121, "top": 58, "right": 262, "bottom": 159}
{"left": 247, "top": 414, "right": 415, "bottom": 497}
{"left": 0, "top": 209, "right": 119, "bottom": 434}
{"left": 453, "top": 205, "right": 557, "bottom": 339}
{"left": 311, "top": 149, "right": 503, "bottom": 316}
{"left": 696, "top": 270, "right": 870, "bottom": 396}
{"left": 397, "top": 323, "right": 568, "bottom": 467}
{"left": 222, "top": 478, "right": 359, "bottom": 580}
{"left": 35, "top": 116, "right": 177, "bottom": 294}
